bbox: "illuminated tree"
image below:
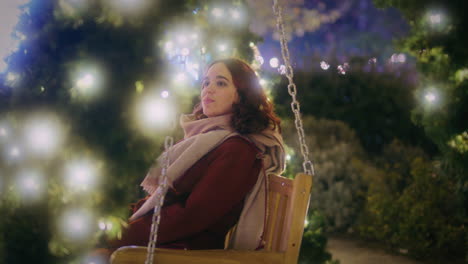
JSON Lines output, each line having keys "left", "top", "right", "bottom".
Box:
{"left": 373, "top": 0, "right": 468, "bottom": 210}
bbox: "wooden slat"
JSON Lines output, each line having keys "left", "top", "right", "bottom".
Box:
{"left": 271, "top": 194, "right": 288, "bottom": 251}
{"left": 111, "top": 247, "right": 285, "bottom": 264}
{"left": 264, "top": 192, "right": 280, "bottom": 251}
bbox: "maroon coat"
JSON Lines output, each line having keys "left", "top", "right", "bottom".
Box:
{"left": 109, "top": 136, "right": 262, "bottom": 250}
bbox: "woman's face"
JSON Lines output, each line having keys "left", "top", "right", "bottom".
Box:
{"left": 201, "top": 63, "right": 239, "bottom": 117}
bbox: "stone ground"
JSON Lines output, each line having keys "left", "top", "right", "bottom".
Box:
{"left": 326, "top": 236, "right": 423, "bottom": 264}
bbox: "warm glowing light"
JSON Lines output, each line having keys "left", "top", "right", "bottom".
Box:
{"left": 15, "top": 169, "right": 45, "bottom": 201}
{"left": 425, "top": 92, "right": 436, "bottom": 103}
{"left": 286, "top": 154, "right": 291, "bottom": 161}
{"left": 71, "top": 63, "right": 105, "bottom": 101}
{"left": 231, "top": 9, "right": 241, "bottom": 20}
{"left": 98, "top": 220, "right": 106, "bottom": 230}
{"left": 23, "top": 113, "right": 66, "bottom": 158}
{"left": 269, "top": 57, "right": 279, "bottom": 68}
{"left": 249, "top": 42, "right": 255, "bottom": 48}
{"left": 278, "top": 65, "right": 286, "bottom": 75}
{"left": 76, "top": 73, "right": 95, "bottom": 90}
{"left": 64, "top": 158, "right": 100, "bottom": 192}
{"left": 174, "top": 72, "right": 187, "bottom": 83}
{"left": 180, "top": 48, "right": 190, "bottom": 56}
{"left": 320, "top": 61, "right": 330, "bottom": 70}
{"left": 6, "top": 72, "right": 18, "bottom": 82}
{"left": 218, "top": 43, "right": 228, "bottom": 52}
{"left": 211, "top": 7, "right": 224, "bottom": 18}
{"left": 259, "top": 79, "right": 267, "bottom": 86}
{"left": 161, "top": 90, "right": 169, "bottom": 98}
{"left": 105, "top": 0, "right": 151, "bottom": 16}
{"left": 164, "top": 41, "right": 173, "bottom": 53}
{"left": 255, "top": 55, "right": 264, "bottom": 65}
{"left": 304, "top": 219, "right": 309, "bottom": 227}
{"left": 427, "top": 11, "right": 444, "bottom": 26}
{"left": 0, "top": 126, "right": 7, "bottom": 137}
{"left": 135, "top": 94, "right": 175, "bottom": 132}
{"left": 176, "top": 35, "right": 187, "bottom": 44}
{"left": 59, "top": 208, "right": 94, "bottom": 241}
{"left": 9, "top": 146, "right": 21, "bottom": 158}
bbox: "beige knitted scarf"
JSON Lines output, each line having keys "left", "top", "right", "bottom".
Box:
{"left": 129, "top": 114, "right": 285, "bottom": 250}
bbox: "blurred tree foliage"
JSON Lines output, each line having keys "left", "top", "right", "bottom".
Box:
{"left": 355, "top": 140, "right": 466, "bottom": 262}
{"left": 273, "top": 58, "right": 437, "bottom": 155}
{"left": 373, "top": 0, "right": 468, "bottom": 212}
{"left": 0, "top": 0, "right": 261, "bottom": 263}
{"left": 282, "top": 116, "right": 367, "bottom": 233}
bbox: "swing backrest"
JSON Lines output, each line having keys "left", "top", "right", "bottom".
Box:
{"left": 264, "top": 173, "right": 312, "bottom": 262}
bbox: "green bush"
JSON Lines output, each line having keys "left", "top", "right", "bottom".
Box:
{"left": 299, "top": 210, "right": 340, "bottom": 264}
{"left": 356, "top": 140, "right": 466, "bottom": 261}
{"left": 282, "top": 116, "right": 367, "bottom": 232}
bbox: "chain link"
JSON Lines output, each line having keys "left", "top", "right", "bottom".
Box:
{"left": 273, "top": 0, "right": 315, "bottom": 176}
{"left": 145, "top": 135, "right": 174, "bottom": 264}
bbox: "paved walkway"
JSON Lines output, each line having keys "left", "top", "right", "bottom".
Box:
{"left": 327, "top": 236, "right": 423, "bottom": 264}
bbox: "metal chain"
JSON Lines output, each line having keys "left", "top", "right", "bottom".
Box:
{"left": 145, "top": 135, "right": 174, "bottom": 264}
{"left": 273, "top": 0, "right": 315, "bottom": 176}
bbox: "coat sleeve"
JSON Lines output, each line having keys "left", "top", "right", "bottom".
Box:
{"left": 109, "top": 137, "right": 262, "bottom": 248}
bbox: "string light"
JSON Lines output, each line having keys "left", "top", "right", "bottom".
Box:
{"left": 161, "top": 90, "right": 169, "bottom": 98}
{"left": 22, "top": 113, "right": 66, "bottom": 158}
{"left": 425, "top": 92, "right": 437, "bottom": 103}
{"left": 64, "top": 157, "right": 100, "bottom": 192}
{"left": 269, "top": 57, "right": 279, "bottom": 68}
{"left": 211, "top": 7, "right": 224, "bottom": 18}
{"left": 278, "top": 65, "right": 286, "bottom": 75}
{"left": 15, "top": 169, "right": 45, "bottom": 201}
{"left": 231, "top": 9, "right": 241, "bottom": 20}
{"left": 135, "top": 93, "right": 175, "bottom": 132}
{"left": 174, "top": 72, "right": 187, "bottom": 84}
{"left": 320, "top": 61, "right": 330, "bottom": 70}
{"left": 391, "top": 53, "right": 406, "bottom": 63}
{"left": 71, "top": 63, "right": 105, "bottom": 101}
{"left": 218, "top": 43, "right": 228, "bottom": 52}
{"left": 59, "top": 208, "right": 94, "bottom": 241}
{"left": 0, "top": 126, "right": 7, "bottom": 137}
{"left": 105, "top": 0, "right": 151, "bottom": 16}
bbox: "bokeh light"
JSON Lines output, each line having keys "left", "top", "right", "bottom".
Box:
{"left": 22, "top": 113, "right": 66, "bottom": 158}
{"left": 134, "top": 93, "right": 175, "bottom": 133}
{"left": 59, "top": 208, "right": 94, "bottom": 241}
{"left": 211, "top": 7, "right": 224, "bottom": 18}
{"left": 161, "top": 90, "right": 170, "bottom": 98}
{"left": 15, "top": 169, "right": 45, "bottom": 202}
{"left": 269, "top": 57, "right": 279, "bottom": 68}
{"left": 425, "top": 92, "right": 437, "bottom": 103}
{"left": 105, "top": 0, "right": 153, "bottom": 16}
{"left": 70, "top": 62, "right": 106, "bottom": 101}
{"left": 64, "top": 157, "right": 100, "bottom": 192}
{"left": 320, "top": 61, "right": 330, "bottom": 70}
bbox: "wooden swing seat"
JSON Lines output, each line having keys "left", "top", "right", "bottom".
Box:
{"left": 111, "top": 173, "right": 312, "bottom": 264}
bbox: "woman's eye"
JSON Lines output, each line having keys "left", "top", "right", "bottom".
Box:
{"left": 202, "top": 81, "right": 209, "bottom": 88}
{"left": 216, "top": 81, "right": 227, "bottom": 86}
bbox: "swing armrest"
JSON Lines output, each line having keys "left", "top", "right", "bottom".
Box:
{"left": 110, "top": 246, "right": 285, "bottom": 264}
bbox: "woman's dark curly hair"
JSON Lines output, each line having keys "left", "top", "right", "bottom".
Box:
{"left": 192, "top": 58, "right": 281, "bottom": 134}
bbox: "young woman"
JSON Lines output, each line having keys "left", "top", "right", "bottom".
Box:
{"left": 107, "top": 58, "right": 285, "bottom": 253}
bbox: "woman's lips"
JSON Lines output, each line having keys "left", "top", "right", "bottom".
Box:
{"left": 203, "top": 98, "right": 214, "bottom": 104}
